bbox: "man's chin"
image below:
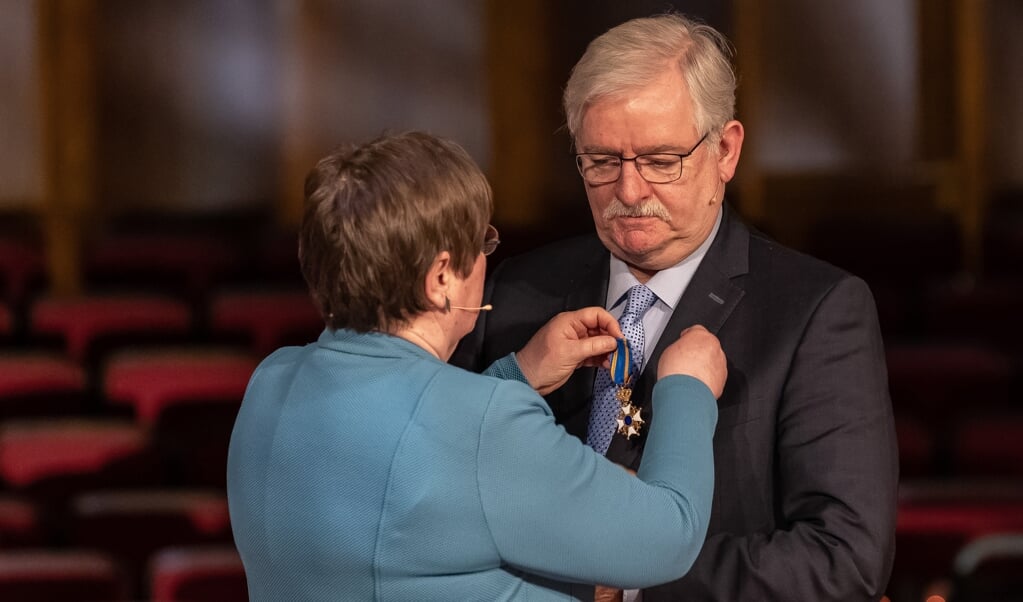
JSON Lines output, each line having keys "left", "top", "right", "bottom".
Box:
{"left": 613, "top": 234, "right": 664, "bottom": 260}
{"left": 610, "top": 242, "right": 663, "bottom": 270}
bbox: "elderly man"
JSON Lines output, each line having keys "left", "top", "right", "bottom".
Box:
{"left": 454, "top": 12, "right": 898, "bottom": 601}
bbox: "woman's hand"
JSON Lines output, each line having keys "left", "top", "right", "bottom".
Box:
{"left": 516, "top": 307, "right": 623, "bottom": 396}
{"left": 657, "top": 325, "right": 727, "bottom": 398}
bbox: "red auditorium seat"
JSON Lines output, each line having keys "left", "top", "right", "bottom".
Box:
{"left": 0, "top": 495, "right": 44, "bottom": 548}
{"left": 68, "top": 489, "right": 234, "bottom": 598}
{"left": 102, "top": 347, "right": 257, "bottom": 426}
{"left": 952, "top": 413, "right": 1023, "bottom": 477}
{"left": 894, "top": 413, "right": 938, "bottom": 478}
{"left": 102, "top": 347, "right": 257, "bottom": 487}
{"left": 0, "top": 353, "right": 88, "bottom": 420}
{"left": 890, "top": 480, "right": 1023, "bottom": 601}
{"left": 923, "top": 278, "right": 1023, "bottom": 351}
{"left": 251, "top": 227, "right": 304, "bottom": 286}
{"left": 29, "top": 293, "right": 194, "bottom": 364}
{"left": 149, "top": 545, "right": 248, "bottom": 602}
{"left": 0, "top": 303, "right": 11, "bottom": 341}
{"left": 0, "top": 419, "right": 159, "bottom": 503}
{"left": 0, "top": 235, "right": 45, "bottom": 307}
{"left": 69, "top": 490, "right": 233, "bottom": 554}
{"left": 0, "top": 549, "right": 128, "bottom": 601}
{"left": 885, "top": 342, "right": 1015, "bottom": 420}
{"left": 208, "top": 288, "right": 322, "bottom": 356}
{"left": 84, "top": 231, "right": 243, "bottom": 304}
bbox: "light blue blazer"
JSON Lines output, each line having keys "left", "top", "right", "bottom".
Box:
{"left": 227, "top": 328, "right": 717, "bottom": 601}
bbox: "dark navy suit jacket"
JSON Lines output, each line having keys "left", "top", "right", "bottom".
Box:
{"left": 453, "top": 203, "right": 899, "bottom": 601}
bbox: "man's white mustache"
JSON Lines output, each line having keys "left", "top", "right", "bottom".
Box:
{"left": 602, "top": 198, "right": 672, "bottom": 221}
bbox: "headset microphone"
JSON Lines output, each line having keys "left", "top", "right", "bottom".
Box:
{"left": 451, "top": 304, "right": 493, "bottom": 311}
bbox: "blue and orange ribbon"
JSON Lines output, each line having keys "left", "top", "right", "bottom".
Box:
{"left": 609, "top": 338, "right": 632, "bottom": 387}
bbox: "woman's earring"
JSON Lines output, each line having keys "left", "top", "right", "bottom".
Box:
{"left": 444, "top": 297, "right": 451, "bottom": 312}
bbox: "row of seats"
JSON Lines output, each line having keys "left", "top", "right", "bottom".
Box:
{"left": 0, "top": 416, "right": 246, "bottom": 599}
{"left": 874, "top": 277, "right": 1023, "bottom": 349}
{"left": 1, "top": 340, "right": 262, "bottom": 416}
{"left": 0, "top": 243, "right": 314, "bottom": 600}
{"left": 886, "top": 339, "right": 1023, "bottom": 481}
{"left": 0, "top": 545, "right": 245, "bottom": 601}
{"left": 1, "top": 287, "right": 322, "bottom": 359}
{"left": 897, "top": 413, "right": 1023, "bottom": 479}
{"left": 889, "top": 481, "right": 1023, "bottom": 602}
{"left": 0, "top": 214, "right": 302, "bottom": 309}
{"left": 0, "top": 489, "right": 235, "bottom": 568}
{"left": 0, "top": 340, "right": 262, "bottom": 597}
{"left": 0, "top": 220, "right": 315, "bottom": 598}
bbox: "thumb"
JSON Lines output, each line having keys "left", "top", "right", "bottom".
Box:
{"left": 576, "top": 335, "right": 618, "bottom": 361}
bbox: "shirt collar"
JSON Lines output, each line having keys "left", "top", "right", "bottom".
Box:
{"left": 606, "top": 208, "right": 722, "bottom": 310}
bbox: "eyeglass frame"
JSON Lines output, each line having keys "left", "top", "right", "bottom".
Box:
{"left": 482, "top": 224, "right": 500, "bottom": 256}
{"left": 574, "top": 132, "right": 709, "bottom": 185}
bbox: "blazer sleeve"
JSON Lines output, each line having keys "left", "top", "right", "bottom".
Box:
{"left": 476, "top": 374, "right": 718, "bottom": 589}
{"left": 481, "top": 353, "right": 529, "bottom": 384}
{"left": 647, "top": 275, "right": 899, "bottom": 601}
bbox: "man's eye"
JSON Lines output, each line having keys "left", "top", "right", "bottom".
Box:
{"left": 641, "top": 156, "right": 680, "bottom": 169}
{"left": 591, "top": 156, "right": 620, "bottom": 167}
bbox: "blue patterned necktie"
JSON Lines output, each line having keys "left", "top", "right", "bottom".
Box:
{"left": 586, "top": 284, "right": 658, "bottom": 454}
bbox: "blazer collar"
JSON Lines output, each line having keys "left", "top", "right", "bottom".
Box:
{"left": 660, "top": 201, "right": 748, "bottom": 336}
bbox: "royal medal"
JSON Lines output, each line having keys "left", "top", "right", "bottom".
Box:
{"left": 609, "top": 338, "right": 643, "bottom": 438}
{"left": 617, "top": 402, "right": 644, "bottom": 439}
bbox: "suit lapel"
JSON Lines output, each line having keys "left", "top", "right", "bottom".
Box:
{"left": 565, "top": 239, "right": 610, "bottom": 311}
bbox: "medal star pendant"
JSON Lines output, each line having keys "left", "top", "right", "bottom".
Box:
{"left": 616, "top": 401, "right": 644, "bottom": 439}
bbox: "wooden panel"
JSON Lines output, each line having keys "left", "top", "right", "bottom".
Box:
{"left": 37, "top": 0, "right": 99, "bottom": 296}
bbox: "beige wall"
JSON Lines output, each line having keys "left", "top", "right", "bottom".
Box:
{"left": 754, "top": 0, "right": 917, "bottom": 172}
{"left": 0, "top": 1, "right": 1019, "bottom": 218}
{"left": 991, "top": 0, "right": 1023, "bottom": 190}
{"left": 0, "top": 0, "right": 488, "bottom": 215}
{"left": 0, "top": 1, "right": 43, "bottom": 208}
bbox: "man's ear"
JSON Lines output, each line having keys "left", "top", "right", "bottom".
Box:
{"left": 716, "top": 119, "right": 744, "bottom": 184}
{"left": 423, "top": 251, "right": 453, "bottom": 311}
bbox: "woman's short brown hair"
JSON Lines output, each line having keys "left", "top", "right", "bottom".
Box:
{"left": 299, "top": 131, "right": 492, "bottom": 333}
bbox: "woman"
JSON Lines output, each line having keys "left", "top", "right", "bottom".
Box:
{"left": 226, "top": 132, "right": 725, "bottom": 600}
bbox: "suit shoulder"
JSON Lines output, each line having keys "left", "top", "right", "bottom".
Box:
{"left": 747, "top": 227, "right": 859, "bottom": 288}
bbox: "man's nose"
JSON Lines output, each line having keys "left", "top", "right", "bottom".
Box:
{"left": 614, "top": 160, "right": 652, "bottom": 204}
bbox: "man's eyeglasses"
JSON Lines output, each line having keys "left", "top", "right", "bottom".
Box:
{"left": 575, "top": 133, "right": 708, "bottom": 185}
{"left": 482, "top": 224, "right": 500, "bottom": 256}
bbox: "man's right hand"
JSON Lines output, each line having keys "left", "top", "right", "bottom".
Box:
{"left": 657, "top": 325, "right": 727, "bottom": 398}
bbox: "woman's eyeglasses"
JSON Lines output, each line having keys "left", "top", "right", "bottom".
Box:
{"left": 482, "top": 224, "right": 500, "bottom": 256}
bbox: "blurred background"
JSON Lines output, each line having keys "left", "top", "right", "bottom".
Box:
{"left": 0, "top": 1, "right": 1021, "bottom": 601}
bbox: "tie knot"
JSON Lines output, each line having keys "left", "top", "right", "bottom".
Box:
{"left": 622, "top": 284, "right": 657, "bottom": 321}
